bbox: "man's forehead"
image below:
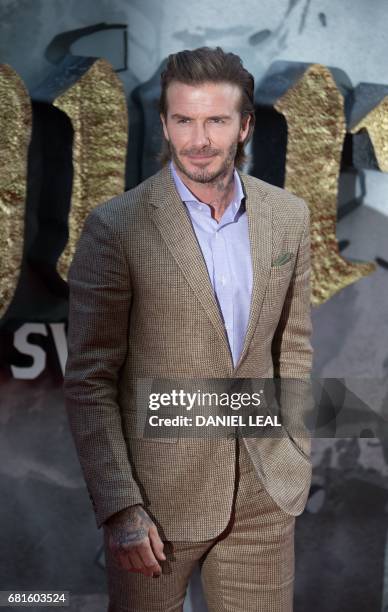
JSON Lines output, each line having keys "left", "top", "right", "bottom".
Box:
{"left": 165, "top": 81, "right": 242, "bottom": 114}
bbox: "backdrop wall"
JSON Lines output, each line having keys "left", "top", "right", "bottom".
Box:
{"left": 0, "top": 1, "right": 387, "bottom": 611}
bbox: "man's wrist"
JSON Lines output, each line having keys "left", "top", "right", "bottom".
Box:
{"left": 104, "top": 504, "right": 144, "bottom": 527}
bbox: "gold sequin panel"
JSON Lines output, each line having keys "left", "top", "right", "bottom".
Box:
{"left": 351, "top": 95, "right": 388, "bottom": 173}
{"left": 0, "top": 64, "right": 32, "bottom": 319}
{"left": 275, "top": 63, "right": 376, "bottom": 306}
{"left": 54, "top": 58, "right": 128, "bottom": 280}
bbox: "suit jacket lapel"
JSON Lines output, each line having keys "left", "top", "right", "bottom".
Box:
{"left": 150, "top": 165, "right": 233, "bottom": 363}
{"left": 233, "top": 173, "right": 272, "bottom": 373}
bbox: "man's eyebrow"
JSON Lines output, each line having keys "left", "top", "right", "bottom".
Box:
{"left": 171, "top": 113, "right": 192, "bottom": 120}
{"left": 170, "top": 113, "right": 232, "bottom": 120}
{"left": 207, "top": 115, "right": 232, "bottom": 120}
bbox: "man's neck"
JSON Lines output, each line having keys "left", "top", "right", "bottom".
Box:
{"left": 173, "top": 164, "right": 236, "bottom": 223}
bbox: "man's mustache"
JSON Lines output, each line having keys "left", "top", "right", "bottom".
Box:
{"left": 181, "top": 148, "right": 221, "bottom": 156}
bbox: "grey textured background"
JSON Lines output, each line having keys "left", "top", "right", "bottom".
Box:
{"left": 0, "top": 1, "right": 388, "bottom": 610}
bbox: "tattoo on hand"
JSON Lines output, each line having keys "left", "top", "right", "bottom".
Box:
{"left": 107, "top": 505, "right": 153, "bottom": 548}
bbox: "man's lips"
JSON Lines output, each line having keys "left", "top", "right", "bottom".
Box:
{"left": 185, "top": 153, "right": 217, "bottom": 160}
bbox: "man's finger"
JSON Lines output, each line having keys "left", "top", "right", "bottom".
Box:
{"left": 112, "top": 551, "right": 151, "bottom": 577}
{"left": 130, "top": 549, "right": 156, "bottom": 576}
{"left": 129, "top": 549, "right": 144, "bottom": 570}
{"left": 136, "top": 543, "right": 162, "bottom": 574}
{"left": 114, "top": 551, "right": 132, "bottom": 571}
{"left": 149, "top": 526, "right": 166, "bottom": 561}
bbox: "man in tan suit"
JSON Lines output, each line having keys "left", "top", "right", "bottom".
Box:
{"left": 64, "top": 47, "right": 313, "bottom": 611}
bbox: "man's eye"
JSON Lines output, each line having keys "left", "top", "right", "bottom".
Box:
{"left": 209, "top": 118, "right": 224, "bottom": 124}
{"left": 178, "top": 118, "right": 190, "bottom": 124}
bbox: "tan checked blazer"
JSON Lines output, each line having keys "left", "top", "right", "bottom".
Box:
{"left": 63, "top": 164, "right": 313, "bottom": 542}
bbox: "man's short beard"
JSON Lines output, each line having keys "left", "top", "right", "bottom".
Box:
{"left": 169, "top": 142, "right": 238, "bottom": 184}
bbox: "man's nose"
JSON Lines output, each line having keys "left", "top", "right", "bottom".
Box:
{"left": 191, "top": 123, "right": 211, "bottom": 148}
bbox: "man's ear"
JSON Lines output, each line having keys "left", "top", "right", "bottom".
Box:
{"left": 239, "top": 114, "right": 252, "bottom": 142}
{"left": 160, "top": 114, "right": 169, "bottom": 141}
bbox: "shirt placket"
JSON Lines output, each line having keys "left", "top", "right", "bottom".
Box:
{"left": 212, "top": 222, "right": 235, "bottom": 364}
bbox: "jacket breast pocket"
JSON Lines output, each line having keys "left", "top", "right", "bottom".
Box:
{"left": 265, "top": 260, "right": 295, "bottom": 305}
{"left": 269, "top": 257, "right": 295, "bottom": 279}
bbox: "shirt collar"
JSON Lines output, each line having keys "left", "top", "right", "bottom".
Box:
{"left": 169, "top": 160, "right": 245, "bottom": 217}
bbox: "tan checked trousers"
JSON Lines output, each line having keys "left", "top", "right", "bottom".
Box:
{"left": 103, "top": 439, "right": 296, "bottom": 612}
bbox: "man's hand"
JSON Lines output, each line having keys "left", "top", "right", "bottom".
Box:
{"left": 104, "top": 504, "right": 166, "bottom": 577}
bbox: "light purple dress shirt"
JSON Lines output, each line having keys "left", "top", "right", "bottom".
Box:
{"left": 170, "top": 161, "right": 253, "bottom": 367}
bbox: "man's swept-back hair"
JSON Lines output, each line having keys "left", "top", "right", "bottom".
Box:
{"left": 158, "top": 46, "right": 255, "bottom": 169}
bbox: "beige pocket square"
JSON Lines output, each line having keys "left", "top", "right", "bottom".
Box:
{"left": 272, "top": 252, "right": 295, "bottom": 266}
